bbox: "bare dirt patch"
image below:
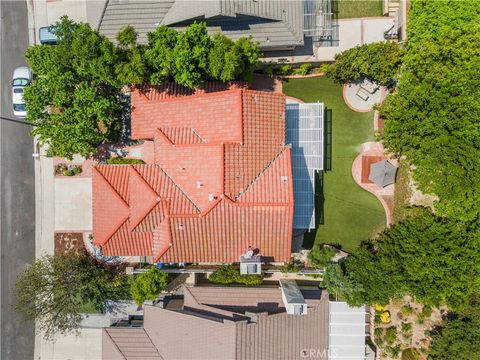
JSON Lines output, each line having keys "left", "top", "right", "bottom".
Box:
{"left": 54, "top": 232, "right": 85, "bottom": 254}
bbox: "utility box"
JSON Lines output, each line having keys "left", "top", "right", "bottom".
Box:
{"left": 280, "top": 279, "right": 307, "bottom": 315}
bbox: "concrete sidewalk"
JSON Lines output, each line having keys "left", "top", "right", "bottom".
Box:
{"left": 30, "top": 2, "right": 107, "bottom": 359}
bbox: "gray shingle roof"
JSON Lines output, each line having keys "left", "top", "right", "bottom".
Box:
{"left": 98, "top": 0, "right": 304, "bottom": 49}
{"left": 102, "top": 286, "right": 329, "bottom": 360}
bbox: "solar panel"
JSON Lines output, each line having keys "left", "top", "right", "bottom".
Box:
{"left": 286, "top": 102, "right": 324, "bottom": 229}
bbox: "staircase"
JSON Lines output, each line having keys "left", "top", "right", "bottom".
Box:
{"left": 384, "top": 0, "right": 400, "bottom": 18}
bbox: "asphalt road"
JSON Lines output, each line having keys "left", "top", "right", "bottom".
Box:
{"left": 0, "top": 1, "right": 36, "bottom": 359}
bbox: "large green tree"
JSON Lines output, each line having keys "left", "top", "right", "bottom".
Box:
{"left": 115, "top": 25, "right": 147, "bottom": 85}
{"left": 145, "top": 22, "right": 260, "bottom": 88}
{"left": 14, "top": 252, "right": 130, "bottom": 340}
{"left": 323, "top": 209, "right": 480, "bottom": 310}
{"left": 24, "top": 16, "right": 121, "bottom": 159}
{"left": 429, "top": 299, "right": 480, "bottom": 360}
{"left": 326, "top": 41, "right": 403, "bottom": 85}
{"left": 379, "top": 1, "right": 480, "bottom": 223}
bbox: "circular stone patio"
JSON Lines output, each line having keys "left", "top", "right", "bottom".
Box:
{"left": 343, "top": 78, "right": 384, "bottom": 112}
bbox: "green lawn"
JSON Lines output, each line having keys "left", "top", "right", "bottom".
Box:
{"left": 337, "top": 0, "right": 384, "bottom": 19}
{"left": 283, "top": 77, "right": 385, "bottom": 252}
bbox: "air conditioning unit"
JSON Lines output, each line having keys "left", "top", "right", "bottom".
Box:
{"left": 239, "top": 249, "right": 262, "bottom": 275}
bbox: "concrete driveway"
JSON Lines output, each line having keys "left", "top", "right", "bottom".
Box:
{"left": 54, "top": 178, "right": 92, "bottom": 231}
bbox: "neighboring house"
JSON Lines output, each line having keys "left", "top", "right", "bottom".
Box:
{"left": 92, "top": 83, "right": 295, "bottom": 263}
{"left": 102, "top": 281, "right": 368, "bottom": 360}
{"left": 98, "top": 0, "right": 332, "bottom": 52}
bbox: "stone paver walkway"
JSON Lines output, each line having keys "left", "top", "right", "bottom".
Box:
{"left": 352, "top": 142, "right": 397, "bottom": 226}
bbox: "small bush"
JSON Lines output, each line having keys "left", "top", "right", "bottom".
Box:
{"left": 64, "top": 169, "right": 75, "bottom": 176}
{"left": 385, "top": 345, "right": 401, "bottom": 358}
{"left": 280, "top": 259, "right": 301, "bottom": 273}
{"left": 278, "top": 64, "right": 292, "bottom": 75}
{"left": 130, "top": 267, "right": 169, "bottom": 305}
{"left": 236, "top": 274, "right": 264, "bottom": 285}
{"left": 385, "top": 326, "right": 398, "bottom": 345}
{"left": 308, "top": 245, "right": 336, "bottom": 268}
{"left": 417, "top": 305, "right": 432, "bottom": 323}
{"left": 401, "top": 322, "right": 412, "bottom": 333}
{"left": 72, "top": 166, "right": 82, "bottom": 174}
{"left": 401, "top": 348, "right": 419, "bottom": 360}
{"left": 294, "top": 63, "right": 311, "bottom": 76}
{"left": 208, "top": 265, "right": 239, "bottom": 284}
{"left": 262, "top": 64, "right": 274, "bottom": 76}
{"left": 318, "top": 63, "right": 330, "bottom": 73}
{"left": 374, "top": 327, "right": 384, "bottom": 347}
{"left": 107, "top": 157, "right": 145, "bottom": 164}
{"left": 381, "top": 311, "right": 391, "bottom": 324}
{"left": 208, "top": 265, "right": 264, "bottom": 285}
{"left": 401, "top": 305, "right": 413, "bottom": 317}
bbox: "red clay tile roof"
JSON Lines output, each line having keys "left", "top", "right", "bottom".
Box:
{"left": 93, "top": 86, "right": 293, "bottom": 263}
{"left": 132, "top": 89, "right": 244, "bottom": 142}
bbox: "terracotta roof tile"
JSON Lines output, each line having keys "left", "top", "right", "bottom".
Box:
{"left": 152, "top": 219, "right": 173, "bottom": 261}
{"left": 93, "top": 87, "right": 293, "bottom": 263}
{"left": 102, "top": 220, "right": 152, "bottom": 256}
{"left": 132, "top": 90, "right": 244, "bottom": 142}
{"left": 92, "top": 167, "right": 129, "bottom": 246}
{"left": 154, "top": 135, "right": 224, "bottom": 213}
{"left": 163, "top": 198, "right": 292, "bottom": 263}
{"left": 133, "top": 164, "right": 198, "bottom": 215}
{"left": 237, "top": 147, "right": 293, "bottom": 205}
{"left": 159, "top": 127, "right": 205, "bottom": 144}
{"left": 224, "top": 91, "right": 286, "bottom": 198}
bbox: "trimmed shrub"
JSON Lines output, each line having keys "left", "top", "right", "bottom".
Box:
{"left": 294, "top": 63, "right": 311, "bottom": 76}
{"left": 208, "top": 265, "right": 264, "bottom": 285}
{"left": 278, "top": 64, "right": 292, "bottom": 75}
{"left": 107, "top": 157, "right": 145, "bottom": 164}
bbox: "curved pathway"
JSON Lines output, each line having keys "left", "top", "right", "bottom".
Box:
{"left": 351, "top": 142, "right": 397, "bottom": 226}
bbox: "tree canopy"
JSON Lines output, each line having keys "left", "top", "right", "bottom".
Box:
{"left": 323, "top": 209, "right": 480, "bottom": 310}
{"left": 379, "top": 1, "right": 480, "bottom": 223}
{"left": 25, "top": 16, "right": 121, "bottom": 159}
{"left": 130, "top": 267, "right": 169, "bottom": 305}
{"left": 14, "top": 252, "right": 130, "bottom": 340}
{"left": 145, "top": 22, "right": 260, "bottom": 88}
{"left": 429, "top": 298, "right": 480, "bottom": 360}
{"left": 326, "top": 41, "right": 403, "bottom": 85}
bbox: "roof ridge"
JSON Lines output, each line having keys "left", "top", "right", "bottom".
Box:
{"left": 157, "top": 165, "right": 201, "bottom": 214}
{"left": 94, "top": 166, "right": 130, "bottom": 207}
{"left": 129, "top": 166, "right": 162, "bottom": 231}
{"left": 235, "top": 146, "right": 290, "bottom": 201}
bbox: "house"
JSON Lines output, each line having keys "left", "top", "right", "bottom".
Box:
{"left": 101, "top": 282, "right": 368, "bottom": 360}
{"left": 98, "top": 0, "right": 333, "bottom": 52}
{"left": 92, "top": 83, "right": 295, "bottom": 263}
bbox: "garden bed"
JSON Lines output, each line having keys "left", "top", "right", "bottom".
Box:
{"left": 54, "top": 232, "right": 85, "bottom": 254}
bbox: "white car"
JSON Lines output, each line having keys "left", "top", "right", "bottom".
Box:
{"left": 11, "top": 66, "right": 32, "bottom": 118}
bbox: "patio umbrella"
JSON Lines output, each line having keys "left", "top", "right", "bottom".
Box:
{"left": 368, "top": 160, "right": 397, "bottom": 187}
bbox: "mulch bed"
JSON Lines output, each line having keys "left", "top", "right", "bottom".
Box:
{"left": 361, "top": 155, "right": 385, "bottom": 183}
{"left": 54, "top": 232, "right": 85, "bottom": 254}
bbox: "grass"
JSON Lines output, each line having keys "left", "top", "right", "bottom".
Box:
{"left": 336, "top": 0, "right": 384, "bottom": 19}
{"left": 283, "top": 77, "right": 385, "bottom": 252}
